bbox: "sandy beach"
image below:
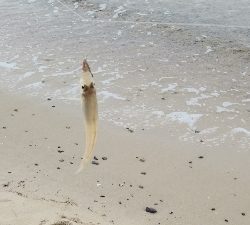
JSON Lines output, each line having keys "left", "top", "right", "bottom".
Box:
{"left": 1, "top": 0, "right": 250, "bottom": 224}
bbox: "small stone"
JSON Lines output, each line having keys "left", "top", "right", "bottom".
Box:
{"left": 126, "top": 127, "right": 134, "bottom": 133}
{"left": 102, "top": 156, "right": 107, "bottom": 160}
{"left": 241, "top": 213, "right": 246, "bottom": 216}
{"left": 92, "top": 161, "right": 99, "bottom": 165}
{"left": 198, "top": 156, "right": 204, "bottom": 159}
{"left": 34, "top": 163, "right": 39, "bottom": 166}
{"left": 94, "top": 156, "right": 98, "bottom": 160}
{"left": 224, "top": 219, "right": 228, "bottom": 222}
{"left": 211, "top": 208, "right": 216, "bottom": 211}
{"left": 169, "top": 211, "right": 173, "bottom": 214}
{"left": 57, "top": 150, "right": 64, "bottom": 153}
{"left": 52, "top": 105, "right": 55, "bottom": 108}
{"left": 14, "top": 109, "right": 18, "bottom": 112}
{"left": 100, "top": 195, "right": 105, "bottom": 198}
{"left": 47, "top": 98, "right": 52, "bottom": 101}
{"left": 141, "top": 172, "right": 146, "bottom": 175}
{"left": 139, "top": 158, "right": 145, "bottom": 162}
{"left": 57, "top": 167, "right": 60, "bottom": 170}
{"left": 195, "top": 130, "right": 200, "bottom": 133}
{"left": 3, "top": 182, "right": 10, "bottom": 187}
{"left": 145, "top": 207, "right": 157, "bottom": 214}
{"left": 2, "top": 126, "right": 6, "bottom": 129}
{"left": 139, "top": 185, "right": 144, "bottom": 189}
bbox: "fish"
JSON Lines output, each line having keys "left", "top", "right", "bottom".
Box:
{"left": 76, "top": 59, "right": 98, "bottom": 173}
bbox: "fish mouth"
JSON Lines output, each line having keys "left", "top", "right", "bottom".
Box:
{"left": 82, "top": 59, "right": 90, "bottom": 72}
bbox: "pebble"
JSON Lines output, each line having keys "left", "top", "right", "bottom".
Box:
{"left": 145, "top": 207, "right": 157, "bottom": 214}
{"left": 92, "top": 161, "right": 99, "bottom": 165}
{"left": 126, "top": 127, "right": 134, "bottom": 133}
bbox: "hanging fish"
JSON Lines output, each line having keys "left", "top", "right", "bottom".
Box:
{"left": 76, "top": 59, "right": 98, "bottom": 173}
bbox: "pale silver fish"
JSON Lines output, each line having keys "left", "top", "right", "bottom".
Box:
{"left": 76, "top": 59, "right": 98, "bottom": 173}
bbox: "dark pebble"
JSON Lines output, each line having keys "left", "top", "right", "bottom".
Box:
{"left": 169, "top": 211, "right": 173, "bottom": 214}
{"left": 102, "top": 156, "right": 107, "bottom": 160}
{"left": 139, "top": 158, "right": 145, "bottom": 162}
{"left": 211, "top": 208, "right": 216, "bottom": 211}
{"left": 141, "top": 172, "right": 146, "bottom": 175}
{"left": 57, "top": 150, "right": 64, "bottom": 153}
{"left": 139, "top": 185, "right": 144, "bottom": 189}
{"left": 195, "top": 130, "right": 200, "bottom": 133}
{"left": 92, "top": 161, "right": 99, "bottom": 165}
{"left": 2, "top": 126, "right": 6, "bottom": 129}
{"left": 100, "top": 195, "right": 105, "bottom": 198}
{"left": 94, "top": 156, "right": 98, "bottom": 160}
{"left": 126, "top": 127, "right": 134, "bottom": 133}
{"left": 47, "top": 98, "right": 52, "bottom": 101}
{"left": 241, "top": 213, "right": 246, "bottom": 216}
{"left": 14, "top": 109, "right": 18, "bottom": 112}
{"left": 198, "top": 156, "right": 204, "bottom": 159}
{"left": 145, "top": 207, "right": 157, "bottom": 214}
{"left": 34, "top": 163, "right": 39, "bottom": 166}
{"left": 3, "top": 182, "right": 9, "bottom": 187}
{"left": 52, "top": 105, "right": 55, "bottom": 108}
{"left": 224, "top": 219, "right": 228, "bottom": 222}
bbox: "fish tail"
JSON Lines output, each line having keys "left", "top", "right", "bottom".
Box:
{"left": 76, "top": 121, "right": 97, "bottom": 174}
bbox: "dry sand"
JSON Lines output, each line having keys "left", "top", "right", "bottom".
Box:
{"left": 1, "top": 0, "right": 250, "bottom": 224}
{"left": 1, "top": 89, "right": 250, "bottom": 225}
